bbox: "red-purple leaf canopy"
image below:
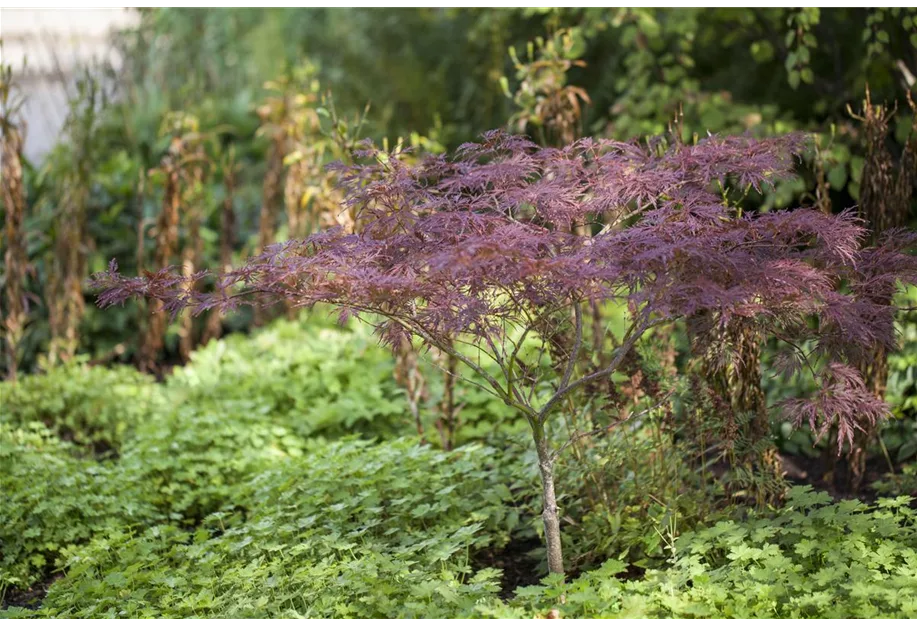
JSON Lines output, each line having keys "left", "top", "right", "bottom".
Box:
{"left": 94, "top": 130, "right": 917, "bottom": 449}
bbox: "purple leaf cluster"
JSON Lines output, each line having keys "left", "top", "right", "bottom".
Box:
{"left": 93, "top": 130, "right": 917, "bottom": 447}
{"left": 780, "top": 362, "right": 891, "bottom": 455}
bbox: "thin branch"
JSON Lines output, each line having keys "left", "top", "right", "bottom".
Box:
{"left": 525, "top": 335, "right": 552, "bottom": 405}
{"left": 419, "top": 348, "right": 505, "bottom": 400}
{"left": 396, "top": 315, "right": 534, "bottom": 416}
{"left": 551, "top": 394, "right": 672, "bottom": 462}
{"left": 558, "top": 300, "right": 583, "bottom": 393}
{"left": 537, "top": 315, "right": 656, "bottom": 423}
{"left": 770, "top": 327, "right": 820, "bottom": 380}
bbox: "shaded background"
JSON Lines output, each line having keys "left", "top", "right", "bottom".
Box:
{"left": 2, "top": 7, "right": 916, "bottom": 373}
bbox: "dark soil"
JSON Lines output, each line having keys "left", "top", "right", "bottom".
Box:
{"left": 473, "top": 534, "right": 546, "bottom": 599}
{"left": 780, "top": 450, "right": 897, "bottom": 501}
{"left": 1, "top": 573, "right": 62, "bottom": 612}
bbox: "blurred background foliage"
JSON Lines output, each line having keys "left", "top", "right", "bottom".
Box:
{"left": 2, "top": 6, "right": 916, "bottom": 374}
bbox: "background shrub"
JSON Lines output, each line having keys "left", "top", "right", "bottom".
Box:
{"left": 165, "top": 313, "right": 411, "bottom": 441}
{"left": 0, "top": 361, "right": 161, "bottom": 456}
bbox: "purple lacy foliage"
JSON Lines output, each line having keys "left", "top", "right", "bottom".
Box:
{"left": 780, "top": 363, "right": 890, "bottom": 455}
{"left": 93, "top": 130, "right": 917, "bottom": 449}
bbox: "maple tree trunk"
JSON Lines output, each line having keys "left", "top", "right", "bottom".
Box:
{"left": 534, "top": 433, "right": 564, "bottom": 575}
{"left": 394, "top": 336, "right": 427, "bottom": 443}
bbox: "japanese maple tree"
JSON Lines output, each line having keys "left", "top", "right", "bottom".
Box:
{"left": 95, "top": 130, "right": 917, "bottom": 575}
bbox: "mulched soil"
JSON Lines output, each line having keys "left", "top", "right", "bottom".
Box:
{"left": 1, "top": 573, "right": 62, "bottom": 612}
{"left": 473, "top": 534, "right": 546, "bottom": 599}
{"left": 780, "top": 450, "right": 905, "bottom": 501}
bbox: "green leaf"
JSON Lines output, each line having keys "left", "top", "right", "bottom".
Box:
{"left": 850, "top": 155, "right": 866, "bottom": 183}
{"left": 499, "top": 76, "right": 512, "bottom": 99}
{"left": 750, "top": 40, "right": 775, "bottom": 63}
{"left": 827, "top": 164, "right": 847, "bottom": 190}
{"left": 104, "top": 572, "right": 129, "bottom": 588}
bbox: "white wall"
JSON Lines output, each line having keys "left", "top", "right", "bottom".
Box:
{"left": 0, "top": 8, "right": 139, "bottom": 162}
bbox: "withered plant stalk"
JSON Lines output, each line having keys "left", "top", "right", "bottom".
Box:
{"left": 47, "top": 76, "right": 102, "bottom": 364}
{"left": 1, "top": 66, "right": 27, "bottom": 381}
{"left": 203, "top": 152, "right": 237, "bottom": 345}
{"left": 845, "top": 89, "right": 917, "bottom": 491}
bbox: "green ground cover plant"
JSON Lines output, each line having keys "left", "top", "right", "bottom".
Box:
{"left": 165, "top": 314, "right": 411, "bottom": 441}
{"left": 9, "top": 438, "right": 530, "bottom": 618}
{"left": 0, "top": 424, "right": 160, "bottom": 594}
{"left": 479, "top": 487, "right": 917, "bottom": 618}
{"left": 0, "top": 361, "right": 161, "bottom": 456}
{"left": 4, "top": 314, "right": 917, "bottom": 618}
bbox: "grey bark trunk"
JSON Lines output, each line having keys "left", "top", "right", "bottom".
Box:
{"left": 535, "top": 436, "right": 564, "bottom": 575}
